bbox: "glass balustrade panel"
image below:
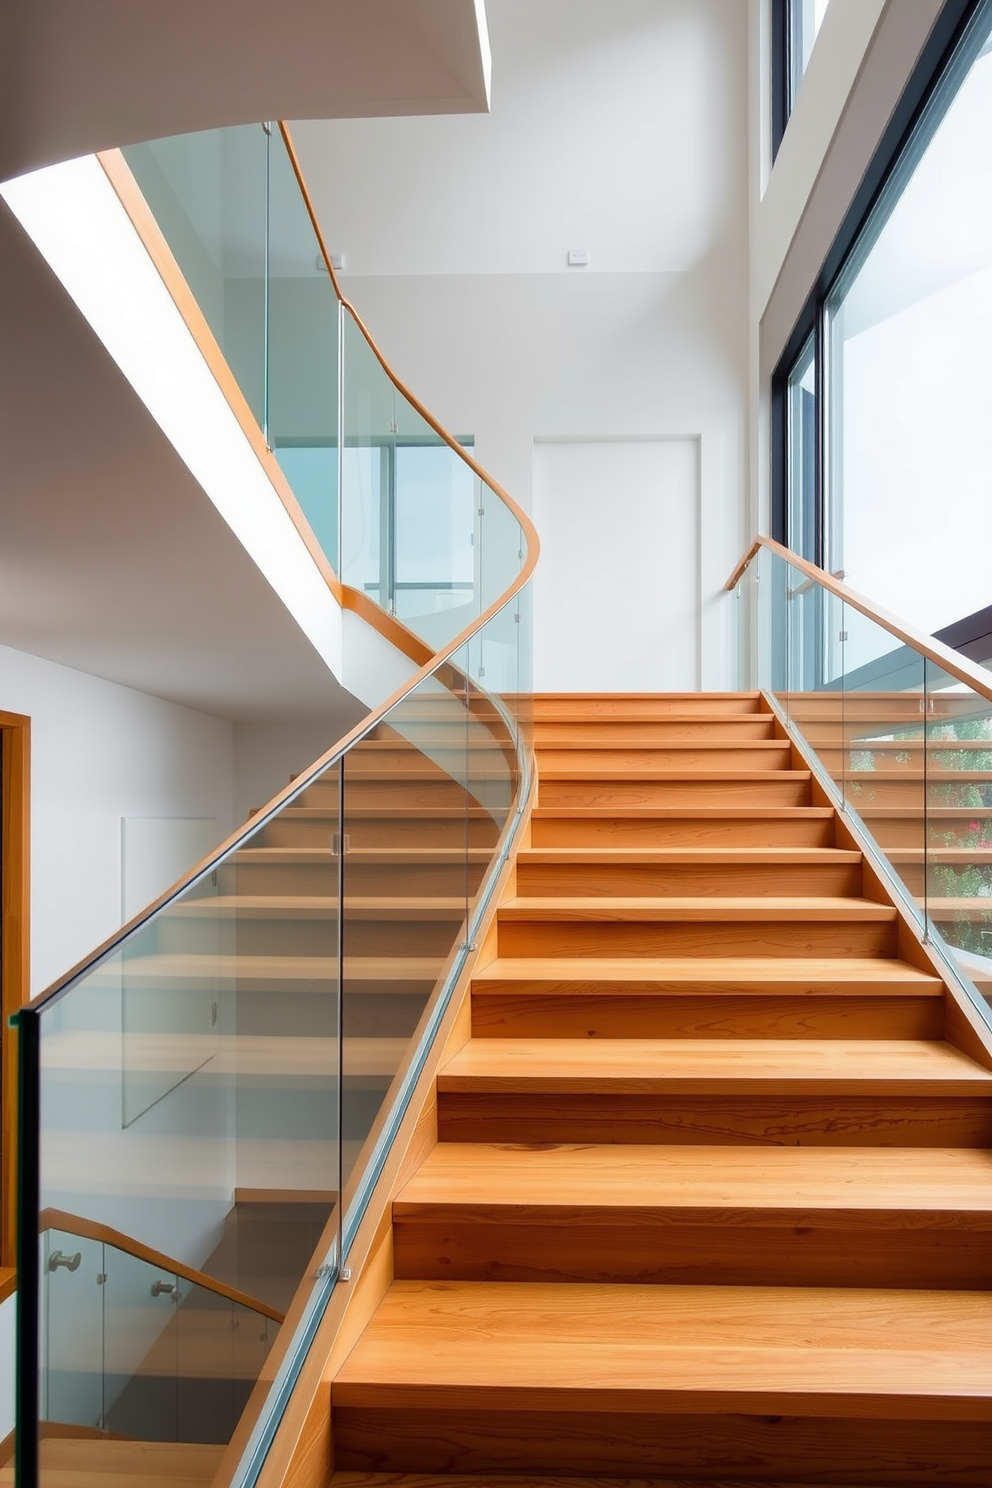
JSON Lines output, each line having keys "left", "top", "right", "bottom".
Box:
{"left": 122, "top": 127, "right": 268, "bottom": 429}
{"left": 924, "top": 661, "right": 992, "bottom": 1011}
{"left": 338, "top": 665, "right": 473, "bottom": 1248}
{"left": 267, "top": 133, "right": 340, "bottom": 570}
{"left": 27, "top": 753, "right": 343, "bottom": 1479}
{"left": 833, "top": 594, "right": 926, "bottom": 919}
{"left": 340, "top": 311, "right": 479, "bottom": 647}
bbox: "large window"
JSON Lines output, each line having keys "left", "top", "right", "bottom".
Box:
{"left": 779, "top": 0, "right": 992, "bottom": 652}
{"left": 773, "top": 0, "right": 831, "bottom": 155}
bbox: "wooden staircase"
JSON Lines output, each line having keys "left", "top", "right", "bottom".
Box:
{"left": 329, "top": 692, "right": 992, "bottom": 1486}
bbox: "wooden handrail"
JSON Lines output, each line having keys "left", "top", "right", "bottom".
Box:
{"left": 276, "top": 120, "right": 541, "bottom": 580}
{"left": 40, "top": 1207, "right": 285, "bottom": 1323}
{"left": 726, "top": 534, "right": 992, "bottom": 708}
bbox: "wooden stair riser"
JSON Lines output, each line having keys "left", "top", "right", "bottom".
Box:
{"left": 287, "top": 782, "right": 485, "bottom": 812}
{"left": 261, "top": 814, "right": 501, "bottom": 850}
{"left": 228, "top": 987, "right": 429, "bottom": 1042}
{"left": 436, "top": 1090, "right": 992, "bottom": 1147}
{"left": 471, "top": 988, "right": 944, "bottom": 1040}
{"left": 392, "top": 1209, "right": 992, "bottom": 1290}
{"left": 853, "top": 811, "right": 992, "bottom": 849}
{"left": 155, "top": 915, "right": 463, "bottom": 960}
{"left": 810, "top": 748, "right": 992, "bottom": 771}
{"left": 332, "top": 1404, "right": 992, "bottom": 1482}
{"left": 496, "top": 917, "right": 898, "bottom": 959}
{"left": 220, "top": 861, "right": 488, "bottom": 898}
{"left": 537, "top": 777, "right": 812, "bottom": 809}
{"left": 515, "top": 859, "right": 863, "bottom": 898}
{"left": 846, "top": 778, "right": 980, "bottom": 807}
{"left": 536, "top": 746, "right": 795, "bottom": 773}
{"left": 530, "top": 694, "right": 764, "bottom": 720}
{"left": 535, "top": 717, "right": 773, "bottom": 741}
{"left": 787, "top": 694, "right": 978, "bottom": 722}
{"left": 534, "top": 716, "right": 778, "bottom": 742}
{"left": 530, "top": 812, "right": 836, "bottom": 848}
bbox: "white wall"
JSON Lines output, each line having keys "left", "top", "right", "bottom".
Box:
{"left": 0, "top": 643, "right": 234, "bottom": 996}
{"left": 294, "top": 0, "right": 750, "bottom": 690}
{"left": 533, "top": 439, "right": 700, "bottom": 691}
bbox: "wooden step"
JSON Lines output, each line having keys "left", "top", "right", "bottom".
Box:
{"left": 530, "top": 805, "right": 836, "bottom": 848}
{"left": 331, "top": 1476, "right": 889, "bottom": 1488}
{"left": 533, "top": 715, "right": 777, "bottom": 742}
{"left": 158, "top": 896, "right": 464, "bottom": 959}
{"left": 537, "top": 772, "right": 812, "bottom": 809}
{"left": 530, "top": 693, "right": 764, "bottom": 719}
{"left": 0, "top": 1437, "right": 225, "bottom": 1487}
{"left": 470, "top": 956, "right": 944, "bottom": 1040}
{"left": 516, "top": 847, "right": 863, "bottom": 898}
{"left": 393, "top": 1143, "right": 992, "bottom": 1288}
{"left": 496, "top": 897, "right": 898, "bottom": 959}
{"left": 535, "top": 743, "right": 794, "bottom": 773}
{"left": 333, "top": 1279, "right": 992, "bottom": 1480}
{"left": 436, "top": 1038, "right": 992, "bottom": 1147}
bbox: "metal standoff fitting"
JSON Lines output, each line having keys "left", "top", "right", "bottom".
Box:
{"left": 47, "top": 1251, "right": 81, "bottom": 1273}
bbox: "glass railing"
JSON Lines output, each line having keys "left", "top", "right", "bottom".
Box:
{"left": 14, "top": 122, "right": 536, "bottom": 1488}
{"left": 119, "top": 121, "right": 518, "bottom": 651}
{"left": 41, "top": 1214, "right": 279, "bottom": 1445}
{"left": 733, "top": 537, "right": 992, "bottom": 1023}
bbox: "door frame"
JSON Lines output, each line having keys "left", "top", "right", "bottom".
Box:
{"left": 1, "top": 711, "right": 29, "bottom": 1285}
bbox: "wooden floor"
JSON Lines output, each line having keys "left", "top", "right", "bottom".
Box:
{"left": 331, "top": 692, "right": 992, "bottom": 1486}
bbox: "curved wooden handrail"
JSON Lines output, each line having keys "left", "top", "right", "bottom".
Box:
{"left": 40, "top": 1207, "right": 285, "bottom": 1323}
{"left": 277, "top": 120, "right": 541, "bottom": 576}
{"left": 24, "top": 132, "right": 538, "bottom": 1018}
{"left": 727, "top": 534, "right": 992, "bottom": 707}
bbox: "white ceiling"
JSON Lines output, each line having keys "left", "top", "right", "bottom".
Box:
{"left": 0, "top": 0, "right": 491, "bottom": 182}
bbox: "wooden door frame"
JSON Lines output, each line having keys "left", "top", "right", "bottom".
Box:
{"left": 1, "top": 711, "right": 29, "bottom": 1288}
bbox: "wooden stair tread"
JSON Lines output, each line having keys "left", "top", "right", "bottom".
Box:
{"left": 438, "top": 1039, "right": 992, "bottom": 1092}
{"left": 473, "top": 956, "right": 942, "bottom": 991}
{"left": 398, "top": 1143, "right": 992, "bottom": 1215}
{"left": 0, "top": 1438, "right": 225, "bottom": 1487}
{"left": 537, "top": 768, "right": 811, "bottom": 782}
{"left": 334, "top": 1279, "right": 992, "bottom": 1413}
{"left": 535, "top": 742, "right": 791, "bottom": 755}
{"left": 888, "top": 848, "right": 992, "bottom": 862}
{"left": 531, "top": 806, "right": 833, "bottom": 820}
{"left": 519, "top": 848, "right": 861, "bottom": 865}
{"left": 42, "top": 1030, "right": 408, "bottom": 1078}
{"left": 88, "top": 952, "right": 444, "bottom": 982}
{"left": 501, "top": 897, "right": 896, "bottom": 922}
{"left": 169, "top": 896, "right": 466, "bottom": 919}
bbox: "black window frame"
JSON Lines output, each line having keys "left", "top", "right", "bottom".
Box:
{"left": 772, "top": 0, "right": 981, "bottom": 590}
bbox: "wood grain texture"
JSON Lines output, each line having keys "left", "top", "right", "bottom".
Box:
{"left": 392, "top": 1144, "right": 992, "bottom": 1288}
{"left": 333, "top": 1404, "right": 992, "bottom": 1481}
{"left": 335, "top": 1279, "right": 992, "bottom": 1414}
{"left": 0, "top": 1436, "right": 224, "bottom": 1487}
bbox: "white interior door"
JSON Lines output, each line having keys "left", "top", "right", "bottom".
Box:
{"left": 532, "top": 438, "right": 699, "bottom": 691}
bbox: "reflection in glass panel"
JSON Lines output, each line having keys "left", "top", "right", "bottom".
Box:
{"left": 787, "top": 334, "right": 816, "bottom": 563}
{"left": 924, "top": 663, "right": 992, "bottom": 1010}
{"left": 826, "top": 11, "right": 992, "bottom": 635}
{"left": 790, "top": 0, "right": 830, "bottom": 103}
{"left": 122, "top": 126, "right": 268, "bottom": 428}
{"left": 268, "top": 133, "right": 340, "bottom": 569}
